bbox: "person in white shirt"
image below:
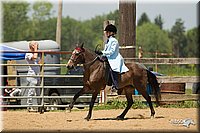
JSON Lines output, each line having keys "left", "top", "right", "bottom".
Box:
{"left": 25, "top": 41, "right": 41, "bottom": 110}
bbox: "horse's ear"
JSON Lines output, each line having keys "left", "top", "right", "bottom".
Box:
{"left": 80, "top": 42, "right": 84, "bottom": 48}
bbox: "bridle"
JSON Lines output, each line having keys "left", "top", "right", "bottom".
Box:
{"left": 69, "top": 47, "right": 85, "bottom": 63}
{"left": 69, "top": 47, "right": 100, "bottom": 68}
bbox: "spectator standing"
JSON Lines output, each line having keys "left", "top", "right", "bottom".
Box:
{"left": 25, "top": 41, "right": 41, "bottom": 111}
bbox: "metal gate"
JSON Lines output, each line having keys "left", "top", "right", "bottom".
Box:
{"left": 0, "top": 51, "right": 101, "bottom": 112}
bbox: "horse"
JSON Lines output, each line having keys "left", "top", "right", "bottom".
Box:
{"left": 66, "top": 43, "right": 161, "bottom": 121}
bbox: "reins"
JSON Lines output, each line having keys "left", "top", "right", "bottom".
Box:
{"left": 83, "top": 56, "right": 99, "bottom": 67}
{"left": 70, "top": 47, "right": 102, "bottom": 68}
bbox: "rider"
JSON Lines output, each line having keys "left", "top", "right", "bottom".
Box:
{"left": 99, "top": 24, "right": 129, "bottom": 90}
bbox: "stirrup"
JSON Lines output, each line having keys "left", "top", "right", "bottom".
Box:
{"left": 111, "top": 85, "right": 118, "bottom": 90}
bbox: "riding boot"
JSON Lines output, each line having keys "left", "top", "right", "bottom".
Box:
{"left": 110, "top": 69, "right": 119, "bottom": 90}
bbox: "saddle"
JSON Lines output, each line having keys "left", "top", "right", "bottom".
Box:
{"left": 104, "top": 61, "right": 113, "bottom": 86}
{"left": 99, "top": 56, "right": 117, "bottom": 86}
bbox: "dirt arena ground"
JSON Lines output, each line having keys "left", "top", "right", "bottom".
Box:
{"left": 1, "top": 107, "right": 199, "bottom": 132}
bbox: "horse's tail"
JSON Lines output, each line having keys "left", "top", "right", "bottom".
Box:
{"left": 147, "top": 70, "right": 161, "bottom": 106}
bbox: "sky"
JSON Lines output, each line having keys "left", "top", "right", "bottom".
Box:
{"left": 49, "top": 0, "right": 198, "bottom": 30}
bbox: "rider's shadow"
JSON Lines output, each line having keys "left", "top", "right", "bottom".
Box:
{"left": 93, "top": 115, "right": 165, "bottom": 121}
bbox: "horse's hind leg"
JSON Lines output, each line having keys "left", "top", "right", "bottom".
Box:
{"left": 117, "top": 86, "right": 134, "bottom": 120}
{"left": 136, "top": 84, "right": 155, "bottom": 118}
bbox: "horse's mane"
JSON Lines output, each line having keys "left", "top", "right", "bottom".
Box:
{"left": 84, "top": 47, "right": 97, "bottom": 58}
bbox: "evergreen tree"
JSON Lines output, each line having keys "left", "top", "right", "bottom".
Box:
{"left": 137, "top": 12, "right": 151, "bottom": 26}
{"left": 154, "top": 14, "right": 163, "bottom": 30}
{"left": 185, "top": 28, "right": 199, "bottom": 57}
{"left": 170, "top": 18, "right": 187, "bottom": 57}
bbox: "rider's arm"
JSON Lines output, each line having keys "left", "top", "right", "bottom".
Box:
{"left": 102, "top": 41, "right": 118, "bottom": 58}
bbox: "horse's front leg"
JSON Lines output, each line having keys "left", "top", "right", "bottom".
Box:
{"left": 85, "top": 91, "right": 98, "bottom": 121}
{"left": 68, "top": 86, "right": 87, "bottom": 112}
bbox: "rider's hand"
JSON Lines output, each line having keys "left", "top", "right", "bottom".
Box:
{"left": 95, "top": 50, "right": 103, "bottom": 55}
{"left": 98, "top": 55, "right": 107, "bottom": 62}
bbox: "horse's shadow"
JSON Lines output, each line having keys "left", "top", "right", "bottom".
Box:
{"left": 93, "top": 115, "right": 165, "bottom": 121}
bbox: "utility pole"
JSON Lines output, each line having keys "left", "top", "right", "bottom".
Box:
{"left": 56, "top": 0, "right": 62, "bottom": 48}
{"left": 119, "top": 1, "right": 136, "bottom": 58}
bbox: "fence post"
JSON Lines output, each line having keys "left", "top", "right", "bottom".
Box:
{"left": 7, "top": 60, "right": 16, "bottom": 86}
{"left": 138, "top": 46, "right": 143, "bottom": 58}
{"left": 56, "top": 0, "right": 62, "bottom": 48}
{"left": 40, "top": 52, "right": 45, "bottom": 112}
{"left": 102, "top": 20, "right": 115, "bottom": 48}
{"left": 155, "top": 50, "right": 158, "bottom": 72}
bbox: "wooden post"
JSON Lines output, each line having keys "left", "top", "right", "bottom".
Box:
{"left": 138, "top": 46, "right": 143, "bottom": 64}
{"left": 7, "top": 60, "right": 16, "bottom": 85}
{"left": 155, "top": 50, "right": 158, "bottom": 72}
{"left": 56, "top": 0, "right": 62, "bottom": 48}
{"left": 119, "top": 1, "right": 136, "bottom": 58}
{"left": 138, "top": 46, "right": 143, "bottom": 59}
{"left": 102, "top": 20, "right": 115, "bottom": 47}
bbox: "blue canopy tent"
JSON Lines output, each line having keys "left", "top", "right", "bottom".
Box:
{"left": 0, "top": 44, "right": 25, "bottom": 60}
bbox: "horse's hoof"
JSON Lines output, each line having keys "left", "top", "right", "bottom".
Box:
{"left": 116, "top": 116, "right": 124, "bottom": 120}
{"left": 66, "top": 109, "right": 71, "bottom": 113}
{"left": 150, "top": 115, "right": 154, "bottom": 119}
{"left": 84, "top": 117, "right": 90, "bottom": 121}
{"left": 67, "top": 107, "right": 72, "bottom": 112}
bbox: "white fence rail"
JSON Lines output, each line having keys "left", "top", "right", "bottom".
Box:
{"left": 0, "top": 51, "right": 100, "bottom": 112}
{"left": 0, "top": 50, "right": 199, "bottom": 111}
{"left": 0, "top": 71, "right": 100, "bottom": 110}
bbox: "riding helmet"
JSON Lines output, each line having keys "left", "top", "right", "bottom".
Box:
{"left": 104, "top": 24, "right": 117, "bottom": 33}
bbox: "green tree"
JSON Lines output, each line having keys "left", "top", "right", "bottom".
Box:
{"left": 170, "top": 18, "right": 187, "bottom": 57}
{"left": 29, "top": 1, "right": 54, "bottom": 40}
{"left": 184, "top": 28, "right": 199, "bottom": 57}
{"left": 32, "top": 1, "right": 53, "bottom": 21}
{"left": 3, "top": 2, "right": 30, "bottom": 42}
{"left": 61, "top": 16, "right": 79, "bottom": 52}
{"left": 137, "top": 12, "right": 151, "bottom": 26}
{"left": 136, "top": 23, "right": 172, "bottom": 57}
{"left": 154, "top": 14, "right": 163, "bottom": 30}
{"left": 82, "top": 15, "right": 106, "bottom": 49}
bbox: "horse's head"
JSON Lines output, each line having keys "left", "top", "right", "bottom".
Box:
{"left": 66, "top": 43, "right": 85, "bottom": 69}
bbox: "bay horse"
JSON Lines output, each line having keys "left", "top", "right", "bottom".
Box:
{"left": 66, "top": 44, "right": 161, "bottom": 121}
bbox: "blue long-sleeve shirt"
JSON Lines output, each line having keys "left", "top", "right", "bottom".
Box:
{"left": 102, "top": 36, "right": 129, "bottom": 73}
